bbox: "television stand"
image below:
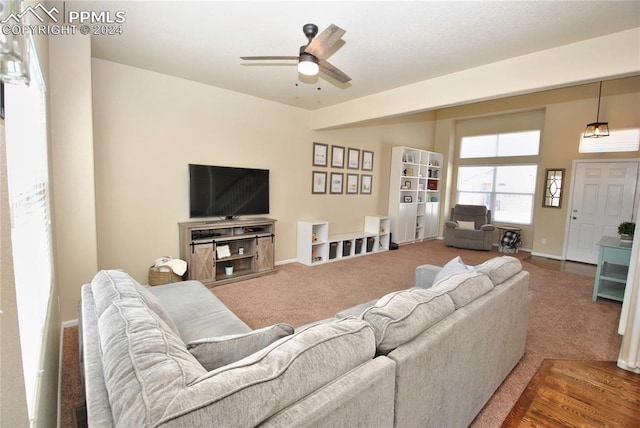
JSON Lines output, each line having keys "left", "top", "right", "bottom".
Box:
{"left": 179, "top": 217, "right": 276, "bottom": 287}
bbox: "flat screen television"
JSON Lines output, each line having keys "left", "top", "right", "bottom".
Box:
{"left": 189, "top": 164, "right": 270, "bottom": 219}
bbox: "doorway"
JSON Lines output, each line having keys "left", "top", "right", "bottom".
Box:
{"left": 565, "top": 160, "right": 639, "bottom": 264}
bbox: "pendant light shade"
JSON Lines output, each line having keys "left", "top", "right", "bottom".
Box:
{"left": 584, "top": 81, "right": 609, "bottom": 138}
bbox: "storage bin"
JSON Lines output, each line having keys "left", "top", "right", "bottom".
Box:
{"left": 342, "top": 240, "right": 353, "bottom": 257}
{"left": 329, "top": 242, "right": 338, "bottom": 259}
{"left": 366, "top": 237, "right": 375, "bottom": 252}
{"left": 355, "top": 238, "right": 363, "bottom": 254}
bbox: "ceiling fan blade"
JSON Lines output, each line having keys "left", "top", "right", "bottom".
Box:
{"left": 304, "top": 24, "right": 346, "bottom": 58}
{"left": 241, "top": 56, "right": 299, "bottom": 61}
{"left": 318, "top": 59, "right": 351, "bottom": 84}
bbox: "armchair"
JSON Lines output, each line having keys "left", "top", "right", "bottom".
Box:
{"left": 444, "top": 205, "right": 495, "bottom": 251}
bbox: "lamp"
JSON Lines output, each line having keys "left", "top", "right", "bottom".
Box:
{"left": 297, "top": 53, "right": 319, "bottom": 76}
{"left": 584, "top": 81, "right": 609, "bottom": 138}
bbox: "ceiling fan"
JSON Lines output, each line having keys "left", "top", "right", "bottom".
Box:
{"left": 241, "top": 23, "right": 351, "bottom": 84}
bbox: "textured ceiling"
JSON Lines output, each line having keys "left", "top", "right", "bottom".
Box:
{"left": 84, "top": 1, "right": 640, "bottom": 110}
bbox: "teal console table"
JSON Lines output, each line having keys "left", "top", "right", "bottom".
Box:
{"left": 592, "top": 236, "right": 631, "bottom": 302}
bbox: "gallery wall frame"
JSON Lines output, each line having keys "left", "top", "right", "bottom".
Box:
{"left": 347, "top": 148, "right": 360, "bottom": 169}
{"left": 330, "top": 172, "right": 344, "bottom": 194}
{"left": 312, "top": 171, "right": 327, "bottom": 194}
{"left": 346, "top": 174, "right": 359, "bottom": 194}
{"left": 331, "top": 145, "right": 345, "bottom": 168}
{"left": 313, "top": 142, "right": 328, "bottom": 167}
{"left": 362, "top": 150, "right": 373, "bottom": 171}
{"left": 361, "top": 174, "right": 372, "bottom": 194}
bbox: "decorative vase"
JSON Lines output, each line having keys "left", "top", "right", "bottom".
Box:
{"left": 620, "top": 234, "right": 633, "bottom": 244}
{"left": 225, "top": 266, "right": 233, "bottom": 275}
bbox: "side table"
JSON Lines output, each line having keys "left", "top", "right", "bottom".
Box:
{"left": 592, "top": 236, "right": 631, "bottom": 302}
{"left": 498, "top": 226, "right": 522, "bottom": 253}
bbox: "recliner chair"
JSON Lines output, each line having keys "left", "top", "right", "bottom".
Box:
{"left": 444, "top": 205, "right": 494, "bottom": 251}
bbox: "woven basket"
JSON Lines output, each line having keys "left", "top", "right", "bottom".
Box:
{"left": 148, "top": 267, "right": 183, "bottom": 286}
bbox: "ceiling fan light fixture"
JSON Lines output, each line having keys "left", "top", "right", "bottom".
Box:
{"left": 297, "top": 54, "right": 319, "bottom": 76}
{"left": 584, "top": 81, "right": 609, "bottom": 138}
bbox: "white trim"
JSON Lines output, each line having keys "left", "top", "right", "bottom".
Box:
{"left": 275, "top": 258, "right": 297, "bottom": 266}
{"left": 61, "top": 319, "right": 78, "bottom": 328}
{"left": 530, "top": 251, "right": 564, "bottom": 261}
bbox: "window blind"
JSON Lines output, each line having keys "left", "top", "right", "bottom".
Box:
{"left": 4, "top": 45, "right": 51, "bottom": 423}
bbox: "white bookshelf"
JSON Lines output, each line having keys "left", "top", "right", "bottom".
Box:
{"left": 297, "top": 216, "right": 390, "bottom": 266}
{"left": 388, "top": 146, "right": 442, "bottom": 244}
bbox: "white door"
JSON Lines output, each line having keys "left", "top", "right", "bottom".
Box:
{"left": 566, "top": 161, "right": 638, "bottom": 264}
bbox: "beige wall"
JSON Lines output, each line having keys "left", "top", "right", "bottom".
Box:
{"left": 89, "top": 59, "right": 432, "bottom": 298}
{"left": 435, "top": 76, "right": 640, "bottom": 258}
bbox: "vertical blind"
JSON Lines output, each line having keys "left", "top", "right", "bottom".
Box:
{"left": 4, "top": 47, "right": 51, "bottom": 423}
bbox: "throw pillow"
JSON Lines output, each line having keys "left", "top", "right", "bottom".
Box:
{"left": 432, "top": 256, "right": 468, "bottom": 286}
{"left": 187, "top": 323, "right": 294, "bottom": 371}
{"left": 457, "top": 220, "right": 476, "bottom": 230}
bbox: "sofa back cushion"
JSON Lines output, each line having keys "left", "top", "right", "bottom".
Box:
{"left": 362, "top": 289, "right": 455, "bottom": 354}
{"left": 92, "top": 269, "right": 180, "bottom": 334}
{"left": 430, "top": 269, "right": 494, "bottom": 309}
{"left": 159, "top": 317, "right": 378, "bottom": 426}
{"left": 98, "top": 290, "right": 206, "bottom": 426}
{"left": 475, "top": 256, "right": 523, "bottom": 285}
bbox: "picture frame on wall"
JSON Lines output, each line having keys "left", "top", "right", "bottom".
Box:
{"left": 346, "top": 174, "right": 359, "bottom": 194}
{"left": 361, "top": 174, "right": 373, "bottom": 195}
{"left": 312, "top": 171, "right": 327, "bottom": 194}
{"left": 347, "top": 148, "right": 360, "bottom": 169}
{"left": 313, "top": 142, "right": 328, "bottom": 167}
{"left": 362, "top": 150, "right": 374, "bottom": 171}
{"left": 331, "top": 145, "right": 345, "bottom": 168}
{"left": 330, "top": 172, "right": 344, "bottom": 194}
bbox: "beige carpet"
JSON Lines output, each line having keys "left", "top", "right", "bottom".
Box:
{"left": 60, "top": 240, "right": 622, "bottom": 427}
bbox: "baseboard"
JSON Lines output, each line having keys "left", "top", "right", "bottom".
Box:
{"left": 530, "top": 251, "right": 564, "bottom": 260}
{"left": 62, "top": 319, "right": 78, "bottom": 328}
{"left": 276, "top": 258, "right": 297, "bottom": 266}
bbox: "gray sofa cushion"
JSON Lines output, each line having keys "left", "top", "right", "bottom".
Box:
{"left": 430, "top": 269, "right": 494, "bottom": 309}
{"left": 187, "top": 323, "right": 294, "bottom": 371}
{"left": 91, "top": 269, "right": 180, "bottom": 334}
{"left": 148, "top": 280, "right": 251, "bottom": 342}
{"left": 362, "top": 289, "right": 456, "bottom": 354}
{"left": 475, "top": 256, "right": 523, "bottom": 285}
{"left": 98, "top": 294, "right": 206, "bottom": 426}
{"left": 157, "top": 317, "right": 378, "bottom": 426}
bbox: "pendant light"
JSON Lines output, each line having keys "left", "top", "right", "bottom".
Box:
{"left": 584, "top": 81, "right": 609, "bottom": 138}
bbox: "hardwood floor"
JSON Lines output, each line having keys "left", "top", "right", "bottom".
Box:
{"left": 524, "top": 254, "right": 597, "bottom": 277}
{"left": 502, "top": 359, "right": 640, "bottom": 427}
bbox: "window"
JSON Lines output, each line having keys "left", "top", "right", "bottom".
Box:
{"left": 4, "top": 45, "right": 51, "bottom": 422}
{"left": 460, "top": 130, "right": 540, "bottom": 158}
{"left": 456, "top": 127, "right": 541, "bottom": 225}
{"left": 579, "top": 129, "right": 640, "bottom": 153}
{"left": 457, "top": 165, "right": 537, "bottom": 224}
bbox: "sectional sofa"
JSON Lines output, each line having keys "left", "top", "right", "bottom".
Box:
{"left": 79, "top": 255, "right": 530, "bottom": 427}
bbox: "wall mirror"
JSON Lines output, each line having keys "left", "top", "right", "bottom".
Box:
{"left": 543, "top": 168, "right": 564, "bottom": 208}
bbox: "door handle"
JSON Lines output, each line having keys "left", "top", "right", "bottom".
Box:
{"left": 572, "top": 216, "right": 577, "bottom": 220}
